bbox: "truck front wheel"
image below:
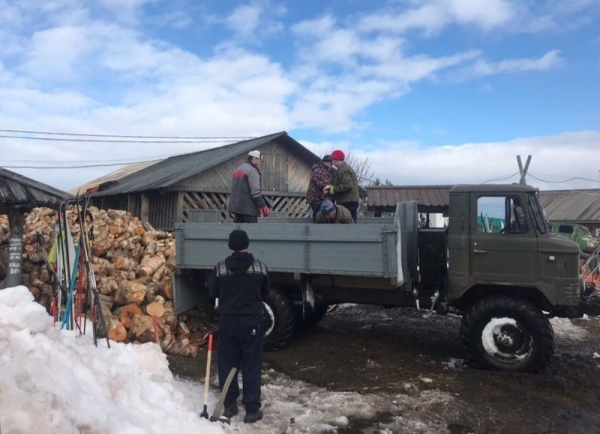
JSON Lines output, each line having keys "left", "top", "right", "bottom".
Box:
{"left": 262, "top": 287, "right": 295, "bottom": 351}
{"left": 460, "top": 296, "right": 554, "bottom": 372}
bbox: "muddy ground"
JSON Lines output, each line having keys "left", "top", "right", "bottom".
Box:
{"left": 169, "top": 306, "right": 600, "bottom": 434}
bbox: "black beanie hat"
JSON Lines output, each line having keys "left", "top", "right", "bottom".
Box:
{"left": 228, "top": 229, "right": 250, "bottom": 251}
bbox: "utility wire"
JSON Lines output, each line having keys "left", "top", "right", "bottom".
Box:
{"left": 0, "top": 134, "right": 240, "bottom": 143}
{"left": 3, "top": 153, "right": 189, "bottom": 163}
{"left": 527, "top": 173, "right": 600, "bottom": 184}
{"left": 0, "top": 128, "right": 253, "bottom": 140}
{"left": 2, "top": 159, "right": 162, "bottom": 169}
{"left": 480, "top": 172, "right": 520, "bottom": 183}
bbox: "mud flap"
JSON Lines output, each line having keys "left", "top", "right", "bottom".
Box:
{"left": 300, "top": 275, "right": 315, "bottom": 320}
{"left": 173, "top": 271, "right": 209, "bottom": 314}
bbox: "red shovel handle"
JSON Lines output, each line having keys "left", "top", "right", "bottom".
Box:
{"left": 208, "top": 334, "right": 213, "bottom": 352}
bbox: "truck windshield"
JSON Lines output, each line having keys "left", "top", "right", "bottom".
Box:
{"left": 528, "top": 194, "right": 547, "bottom": 234}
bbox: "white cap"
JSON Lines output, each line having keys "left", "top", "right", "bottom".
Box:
{"left": 248, "top": 150, "right": 261, "bottom": 159}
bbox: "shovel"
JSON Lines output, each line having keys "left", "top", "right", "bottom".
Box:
{"left": 200, "top": 334, "right": 213, "bottom": 419}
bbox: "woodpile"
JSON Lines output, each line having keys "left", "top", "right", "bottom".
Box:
{"left": 0, "top": 207, "right": 216, "bottom": 357}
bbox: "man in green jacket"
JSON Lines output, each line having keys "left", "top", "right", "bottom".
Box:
{"left": 315, "top": 199, "right": 354, "bottom": 224}
{"left": 323, "top": 150, "right": 359, "bottom": 222}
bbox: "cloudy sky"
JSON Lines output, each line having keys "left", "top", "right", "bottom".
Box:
{"left": 1, "top": 0, "right": 599, "bottom": 191}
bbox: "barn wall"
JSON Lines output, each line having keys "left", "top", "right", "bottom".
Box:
{"left": 171, "top": 141, "right": 312, "bottom": 195}
{"left": 148, "top": 192, "right": 177, "bottom": 230}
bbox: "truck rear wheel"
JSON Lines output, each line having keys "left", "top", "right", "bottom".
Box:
{"left": 460, "top": 296, "right": 554, "bottom": 373}
{"left": 262, "top": 287, "right": 295, "bottom": 351}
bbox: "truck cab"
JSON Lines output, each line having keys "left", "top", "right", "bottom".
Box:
{"left": 446, "top": 184, "right": 583, "bottom": 372}
{"left": 447, "top": 184, "right": 582, "bottom": 315}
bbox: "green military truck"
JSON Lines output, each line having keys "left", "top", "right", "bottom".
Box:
{"left": 174, "top": 184, "right": 595, "bottom": 373}
{"left": 550, "top": 221, "right": 599, "bottom": 254}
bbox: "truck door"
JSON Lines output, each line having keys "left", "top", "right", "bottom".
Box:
{"left": 470, "top": 195, "right": 537, "bottom": 283}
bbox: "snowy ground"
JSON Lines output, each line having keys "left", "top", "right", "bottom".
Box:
{"left": 0, "top": 287, "right": 452, "bottom": 434}
{"left": 2, "top": 288, "right": 599, "bottom": 434}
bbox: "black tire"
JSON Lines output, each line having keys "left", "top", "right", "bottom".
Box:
{"left": 262, "top": 287, "right": 295, "bottom": 351}
{"left": 460, "top": 295, "right": 554, "bottom": 373}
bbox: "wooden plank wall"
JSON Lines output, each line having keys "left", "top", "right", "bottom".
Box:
{"left": 172, "top": 140, "right": 312, "bottom": 194}
{"left": 148, "top": 192, "right": 177, "bottom": 230}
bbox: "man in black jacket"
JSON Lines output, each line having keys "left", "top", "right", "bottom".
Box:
{"left": 208, "top": 229, "right": 270, "bottom": 423}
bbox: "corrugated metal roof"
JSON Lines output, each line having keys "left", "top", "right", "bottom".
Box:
{"left": 0, "top": 168, "right": 72, "bottom": 212}
{"left": 539, "top": 189, "right": 600, "bottom": 222}
{"left": 366, "top": 185, "right": 452, "bottom": 212}
{"left": 93, "top": 131, "right": 319, "bottom": 197}
{"left": 68, "top": 160, "right": 160, "bottom": 195}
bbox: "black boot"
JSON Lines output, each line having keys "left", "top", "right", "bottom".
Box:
{"left": 223, "top": 403, "right": 238, "bottom": 419}
{"left": 244, "top": 409, "right": 263, "bottom": 423}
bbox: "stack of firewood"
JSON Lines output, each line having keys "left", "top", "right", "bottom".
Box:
{"left": 0, "top": 207, "right": 216, "bottom": 357}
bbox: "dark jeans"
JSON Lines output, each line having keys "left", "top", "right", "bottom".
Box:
{"left": 233, "top": 214, "right": 258, "bottom": 223}
{"left": 310, "top": 203, "right": 321, "bottom": 222}
{"left": 218, "top": 314, "right": 263, "bottom": 412}
{"left": 339, "top": 201, "right": 358, "bottom": 222}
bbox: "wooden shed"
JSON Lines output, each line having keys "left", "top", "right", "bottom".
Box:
{"left": 0, "top": 168, "right": 72, "bottom": 289}
{"left": 90, "top": 132, "right": 321, "bottom": 230}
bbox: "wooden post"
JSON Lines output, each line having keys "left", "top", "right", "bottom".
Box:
{"left": 175, "top": 192, "right": 184, "bottom": 224}
{"left": 0, "top": 211, "right": 25, "bottom": 289}
{"left": 141, "top": 193, "right": 150, "bottom": 222}
{"left": 517, "top": 155, "right": 532, "bottom": 185}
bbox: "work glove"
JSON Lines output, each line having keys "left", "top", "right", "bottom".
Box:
{"left": 323, "top": 184, "right": 334, "bottom": 195}
{"left": 260, "top": 205, "right": 269, "bottom": 217}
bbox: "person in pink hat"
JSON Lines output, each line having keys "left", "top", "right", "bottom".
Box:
{"left": 323, "top": 150, "right": 359, "bottom": 222}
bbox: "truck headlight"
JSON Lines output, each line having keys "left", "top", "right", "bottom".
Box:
{"left": 587, "top": 239, "right": 599, "bottom": 249}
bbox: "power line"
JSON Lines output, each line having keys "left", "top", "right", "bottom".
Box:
{"left": 3, "top": 153, "right": 187, "bottom": 163}
{"left": 0, "top": 128, "right": 253, "bottom": 140}
{"left": 2, "top": 159, "right": 161, "bottom": 169}
{"left": 480, "top": 172, "right": 520, "bottom": 183}
{"left": 528, "top": 173, "right": 600, "bottom": 184}
{"left": 0, "top": 134, "right": 241, "bottom": 144}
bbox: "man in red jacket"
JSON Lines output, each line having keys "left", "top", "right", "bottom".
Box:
{"left": 228, "top": 150, "right": 269, "bottom": 222}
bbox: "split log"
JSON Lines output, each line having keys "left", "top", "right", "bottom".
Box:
{"left": 39, "top": 268, "right": 51, "bottom": 283}
{"left": 165, "top": 340, "right": 199, "bottom": 358}
{"left": 146, "top": 301, "right": 165, "bottom": 318}
{"left": 137, "top": 251, "right": 165, "bottom": 277}
{"left": 115, "top": 256, "right": 136, "bottom": 271}
{"left": 160, "top": 279, "right": 173, "bottom": 300}
{"left": 114, "top": 280, "right": 147, "bottom": 305}
{"left": 163, "top": 301, "right": 178, "bottom": 329}
{"left": 97, "top": 277, "right": 118, "bottom": 296}
{"left": 108, "top": 320, "right": 127, "bottom": 342}
{"left": 144, "top": 282, "right": 161, "bottom": 303}
{"left": 131, "top": 315, "right": 160, "bottom": 343}
{"left": 119, "top": 304, "right": 143, "bottom": 329}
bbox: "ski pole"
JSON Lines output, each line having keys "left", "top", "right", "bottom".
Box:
{"left": 200, "top": 334, "right": 214, "bottom": 419}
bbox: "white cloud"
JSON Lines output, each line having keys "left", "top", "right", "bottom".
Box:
{"left": 223, "top": 1, "right": 286, "bottom": 41}
{"left": 310, "top": 131, "right": 600, "bottom": 190}
{"left": 0, "top": 1, "right": 596, "bottom": 191}
{"left": 358, "top": 0, "right": 516, "bottom": 35}
{"left": 475, "top": 50, "right": 564, "bottom": 74}
{"left": 97, "top": 0, "right": 156, "bottom": 25}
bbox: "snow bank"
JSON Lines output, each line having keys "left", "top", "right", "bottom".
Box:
{"left": 0, "top": 286, "right": 222, "bottom": 434}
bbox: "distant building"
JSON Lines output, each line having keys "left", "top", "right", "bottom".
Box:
{"left": 366, "top": 185, "right": 600, "bottom": 234}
